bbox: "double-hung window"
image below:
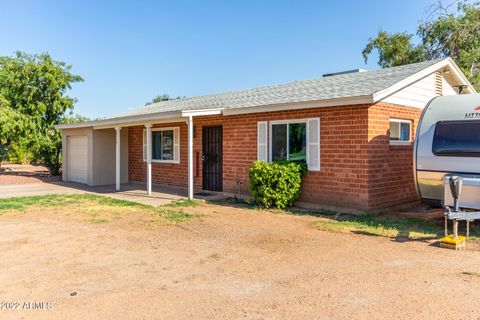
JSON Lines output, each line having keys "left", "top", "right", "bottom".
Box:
{"left": 270, "top": 121, "right": 307, "bottom": 161}
{"left": 389, "top": 118, "right": 412, "bottom": 144}
{"left": 143, "top": 127, "right": 180, "bottom": 163}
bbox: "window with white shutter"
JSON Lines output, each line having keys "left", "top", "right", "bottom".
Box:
{"left": 266, "top": 118, "right": 320, "bottom": 171}
{"left": 143, "top": 127, "right": 180, "bottom": 164}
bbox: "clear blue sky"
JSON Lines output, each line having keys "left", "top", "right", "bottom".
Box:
{"left": 0, "top": 0, "right": 432, "bottom": 118}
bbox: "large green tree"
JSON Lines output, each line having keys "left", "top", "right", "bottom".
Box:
{"left": 363, "top": 0, "right": 480, "bottom": 90}
{"left": 0, "top": 52, "right": 83, "bottom": 173}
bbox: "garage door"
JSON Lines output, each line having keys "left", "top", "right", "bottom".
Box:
{"left": 68, "top": 136, "right": 88, "bottom": 184}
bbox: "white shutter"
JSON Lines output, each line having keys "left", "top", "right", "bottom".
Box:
{"left": 173, "top": 127, "right": 180, "bottom": 163}
{"left": 307, "top": 118, "right": 320, "bottom": 171}
{"left": 143, "top": 129, "right": 147, "bottom": 162}
{"left": 257, "top": 121, "right": 268, "bottom": 162}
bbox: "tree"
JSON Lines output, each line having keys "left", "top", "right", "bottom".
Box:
{"left": 0, "top": 52, "right": 83, "bottom": 174}
{"left": 61, "top": 113, "right": 99, "bottom": 124}
{"left": 145, "top": 93, "right": 183, "bottom": 106}
{"left": 363, "top": 0, "right": 480, "bottom": 90}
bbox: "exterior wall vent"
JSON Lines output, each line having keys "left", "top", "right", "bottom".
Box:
{"left": 434, "top": 71, "right": 443, "bottom": 96}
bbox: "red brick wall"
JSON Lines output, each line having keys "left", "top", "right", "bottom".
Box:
{"left": 127, "top": 102, "right": 422, "bottom": 211}
{"left": 197, "top": 106, "right": 371, "bottom": 210}
{"left": 367, "top": 103, "right": 422, "bottom": 209}
{"left": 128, "top": 123, "right": 188, "bottom": 188}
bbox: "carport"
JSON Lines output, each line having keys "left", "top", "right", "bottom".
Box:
{"left": 56, "top": 109, "right": 214, "bottom": 201}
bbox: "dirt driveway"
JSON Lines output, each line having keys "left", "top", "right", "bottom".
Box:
{"left": 1, "top": 200, "right": 480, "bottom": 320}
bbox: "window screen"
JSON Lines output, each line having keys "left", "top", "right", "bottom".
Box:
{"left": 433, "top": 120, "right": 480, "bottom": 156}
{"left": 271, "top": 124, "right": 288, "bottom": 161}
{"left": 152, "top": 130, "right": 174, "bottom": 160}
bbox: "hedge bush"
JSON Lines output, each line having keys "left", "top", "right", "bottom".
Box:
{"left": 248, "top": 160, "right": 307, "bottom": 209}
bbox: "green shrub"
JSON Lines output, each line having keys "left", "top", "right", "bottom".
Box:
{"left": 248, "top": 160, "right": 307, "bottom": 209}
{"left": 9, "top": 143, "right": 34, "bottom": 164}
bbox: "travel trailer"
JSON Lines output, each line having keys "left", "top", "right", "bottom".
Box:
{"left": 414, "top": 93, "right": 480, "bottom": 210}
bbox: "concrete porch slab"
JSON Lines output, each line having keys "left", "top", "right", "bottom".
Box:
{"left": 0, "top": 181, "right": 188, "bottom": 207}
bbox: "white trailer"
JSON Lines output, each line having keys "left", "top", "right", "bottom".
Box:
{"left": 414, "top": 93, "right": 480, "bottom": 210}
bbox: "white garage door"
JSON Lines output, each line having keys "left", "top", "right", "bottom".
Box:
{"left": 68, "top": 136, "right": 88, "bottom": 184}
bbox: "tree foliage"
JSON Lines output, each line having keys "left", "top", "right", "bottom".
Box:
{"left": 363, "top": 0, "right": 480, "bottom": 90}
{"left": 0, "top": 52, "right": 83, "bottom": 173}
{"left": 145, "top": 93, "right": 183, "bottom": 106}
{"left": 61, "top": 113, "right": 98, "bottom": 124}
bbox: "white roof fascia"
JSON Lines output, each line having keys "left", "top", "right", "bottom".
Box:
{"left": 92, "top": 117, "right": 187, "bottom": 130}
{"left": 222, "top": 95, "right": 374, "bottom": 116}
{"left": 444, "top": 57, "right": 477, "bottom": 94}
{"left": 373, "top": 58, "right": 476, "bottom": 102}
{"left": 56, "top": 111, "right": 183, "bottom": 130}
{"left": 181, "top": 108, "right": 223, "bottom": 117}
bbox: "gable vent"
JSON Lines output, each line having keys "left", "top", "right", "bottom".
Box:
{"left": 434, "top": 71, "right": 443, "bottom": 96}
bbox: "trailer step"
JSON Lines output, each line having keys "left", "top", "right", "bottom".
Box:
{"left": 447, "top": 211, "right": 480, "bottom": 221}
{"left": 440, "top": 234, "right": 466, "bottom": 250}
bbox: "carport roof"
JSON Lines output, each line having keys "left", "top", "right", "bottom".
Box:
{"left": 57, "top": 57, "right": 475, "bottom": 129}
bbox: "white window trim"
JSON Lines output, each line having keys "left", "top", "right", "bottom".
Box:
{"left": 143, "top": 127, "right": 180, "bottom": 164}
{"left": 269, "top": 119, "right": 308, "bottom": 162}
{"left": 389, "top": 118, "right": 412, "bottom": 145}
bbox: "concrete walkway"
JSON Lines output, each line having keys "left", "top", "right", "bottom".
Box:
{"left": 0, "top": 181, "right": 188, "bottom": 206}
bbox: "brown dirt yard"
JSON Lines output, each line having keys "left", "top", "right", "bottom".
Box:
{"left": 1, "top": 195, "right": 480, "bottom": 320}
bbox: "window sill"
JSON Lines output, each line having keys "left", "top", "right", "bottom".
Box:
{"left": 389, "top": 141, "right": 412, "bottom": 146}
{"left": 389, "top": 141, "right": 413, "bottom": 150}
{"left": 144, "top": 160, "right": 180, "bottom": 164}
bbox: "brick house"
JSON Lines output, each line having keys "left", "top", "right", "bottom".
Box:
{"left": 57, "top": 58, "right": 475, "bottom": 211}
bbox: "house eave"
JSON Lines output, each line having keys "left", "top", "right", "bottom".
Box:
{"left": 221, "top": 95, "right": 375, "bottom": 116}
{"left": 181, "top": 108, "right": 223, "bottom": 117}
{"left": 55, "top": 111, "right": 184, "bottom": 130}
{"left": 56, "top": 96, "right": 376, "bottom": 130}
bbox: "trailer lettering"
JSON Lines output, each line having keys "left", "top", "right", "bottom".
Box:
{"left": 465, "top": 112, "right": 480, "bottom": 119}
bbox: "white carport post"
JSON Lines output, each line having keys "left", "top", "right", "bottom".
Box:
{"left": 145, "top": 123, "right": 152, "bottom": 195}
{"left": 188, "top": 115, "right": 194, "bottom": 200}
{"left": 115, "top": 127, "right": 122, "bottom": 191}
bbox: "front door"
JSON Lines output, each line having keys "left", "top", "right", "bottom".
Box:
{"left": 202, "top": 126, "right": 222, "bottom": 191}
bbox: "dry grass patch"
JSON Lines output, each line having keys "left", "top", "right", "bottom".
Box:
{"left": 462, "top": 271, "right": 480, "bottom": 277}
{"left": 211, "top": 197, "right": 446, "bottom": 240}
{"left": 312, "top": 213, "right": 442, "bottom": 240}
{"left": 0, "top": 194, "right": 199, "bottom": 224}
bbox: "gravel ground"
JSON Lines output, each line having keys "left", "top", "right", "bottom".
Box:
{"left": 1, "top": 201, "right": 480, "bottom": 320}
{"left": 0, "top": 164, "right": 60, "bottom": 185}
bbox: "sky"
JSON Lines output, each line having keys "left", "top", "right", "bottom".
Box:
{"left": 0, "top": 0, "right": 434, "bottom": 118}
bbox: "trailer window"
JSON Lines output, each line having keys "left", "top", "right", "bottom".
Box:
{"left": 433, "top": 120, "right": 480, "bottom": 156}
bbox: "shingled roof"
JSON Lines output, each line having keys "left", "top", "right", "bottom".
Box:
{"left": 112, "top": 59, "right": 442, "bottom": 118}
{"left": 56, "top": 57, "right": 475, "bottom": 129}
